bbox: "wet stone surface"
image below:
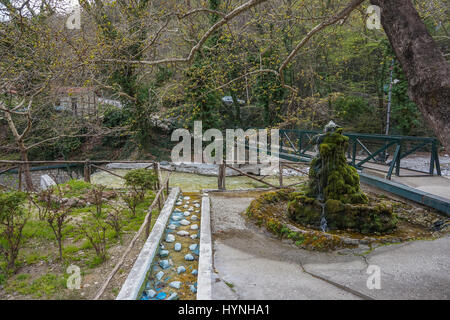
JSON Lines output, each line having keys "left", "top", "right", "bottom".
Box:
{"left": 140, "top": 192, "right": 201, "bottom": 300}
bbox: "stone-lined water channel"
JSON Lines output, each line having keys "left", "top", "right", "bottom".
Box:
{"left": 140, "top": 192, "right": 201, "bottom": 300}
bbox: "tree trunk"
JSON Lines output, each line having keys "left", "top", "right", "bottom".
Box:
{"left": 20, "top": 149, "right": 34, "bottom": 192}
{"left": 371, "top": 0, "right": 450, "bottom": 151}
{"left": 3, "top": 109, "right": 34, "bottom": 191}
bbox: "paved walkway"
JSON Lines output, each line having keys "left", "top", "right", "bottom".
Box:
{"left": 209, "top": 192, "right": 450, "bottom": 300}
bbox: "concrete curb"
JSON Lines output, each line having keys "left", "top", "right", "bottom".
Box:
{"left": 116, "top": 187, "right": 180, "bottom": 300}
{"left": 197, "top": 196, "right": 212, "bottom": 300}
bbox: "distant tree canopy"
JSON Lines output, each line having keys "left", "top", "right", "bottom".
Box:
{"left": 0, "top": 0, "right": 448, "bottom": 161}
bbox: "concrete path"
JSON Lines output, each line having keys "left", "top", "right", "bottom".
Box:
{"left": 209, "top": 192, "right": 450, "bottom": 300}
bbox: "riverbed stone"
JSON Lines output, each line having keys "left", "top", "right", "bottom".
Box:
{"left": 145, "top": 289, "right": 156, "bottom": 298}
{"left": 168, "top": 224, "right": 177, "bottom": 230}
{"left": 184, "top": 211, "right": 190, "bottom": 217}
{"left": 190, "top": 285, "right": 197, "bottom": 293}
{"left": 169, "top": 281, "right": 181, "bottom": 289}
{"left": 167, "top": 293, "right": 178, "bottom": 300}
{"left": 177, "top": 266, "right": 186, "bottom": 274}
{"left": 190, "top": 224, "right": 198, "bottom": 230}
{"left": 180, "top": 219, "right": 190, "bottom": 226}
{"left": 191, "top": 215, "right": 198, "bottom": 221}
{"left": 165, "top": 234, "right": 175, "bottom": 242}
{"left": 185, "top": 254, "right": 195, "bottom": 261}
{"left": 177, "top": 231, "right": 189, "bottom": 236}
{"left": 190, "top": 234, "right": 198, "bottom": 239}
{"left": 159, "top": 260, "right": 170, "bottom": 269}
{"left": 159, "top": 250, "right": 169, "bottom": 258}
{"left": 189, "top": 244, "right": 198, "bottom": 251}
{"left": 174, "top": 243, "right": 182, "bottom": 251}
{"left": 191, "top": 269, "right": 198, "bottom": 275}
{"left": 184, "top": 196, "right": 190, "bottom": 200}
{"left": 156, "top": 271, "right": 164, "bottom": 280}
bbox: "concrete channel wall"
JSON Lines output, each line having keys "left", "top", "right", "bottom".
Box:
{"left": 197, "top": 195, "right": 213, "bottom": 300}
{"left": 116, "top": 187, "right": 180, "bottom": 300}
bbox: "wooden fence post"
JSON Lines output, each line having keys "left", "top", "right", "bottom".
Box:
{"left": 153, "top": 162, "right": 163, "bottom": 209}
{"left": 218, "top": 163, "right": 226, "bottom": 190}
{"left": 84, "top": 159, "right": 91, "bottom": 183}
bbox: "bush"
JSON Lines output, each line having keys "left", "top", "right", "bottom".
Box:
{"left": 124, "top": 169, "right": 158, "bottom": 199}
{"left": 0, "top": 191, "right": 29, "bottom": 271}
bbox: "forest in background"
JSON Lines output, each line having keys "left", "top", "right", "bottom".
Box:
{"left": 0, "top": 0, "right": 449, "bottom": 161}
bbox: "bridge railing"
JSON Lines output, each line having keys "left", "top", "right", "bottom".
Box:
{"left": 276, "top": 129, "right": 441, "bottom": 180}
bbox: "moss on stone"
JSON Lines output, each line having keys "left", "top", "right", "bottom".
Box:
{"left": 289, "top": 127, "right": 397, "bottom": 234}
{"left": 307, "top": 128, "right": 368, "bottom": 204}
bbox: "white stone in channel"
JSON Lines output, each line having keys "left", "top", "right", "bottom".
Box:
{"left": 180, "top": 219, "right": 190, "bottom": 226}
{"left": 177, "top": 231, "right": 189, "bottom": 236}
{"left": 165, "top": 234, "right": 175, "bottom": 242}
{"left": 190, "top": 224, "right": 199, "bottom": 230}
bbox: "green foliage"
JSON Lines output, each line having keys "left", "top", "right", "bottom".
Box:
{"left": 124, "top": 169, "right": 158, "bottom": 199}
{"left": 0, "top": 191, "right": 27, "bottom": 221}
{"left": 103, "top": 106, "right": 128, "bottom": 128}
{"left": 334, "top": 95, "right": 369, "bottom": 123}
{"left": 0, "top": 191, "right": 29, "bottom": 270}
{"left": 5, "top": 273, "right": 67, "bottom": 298}
{"left": 390, "top": 63, "right": 424, "bottom": 136}
{"left": 308, "top": 128, "right": 368, "bottom": 204}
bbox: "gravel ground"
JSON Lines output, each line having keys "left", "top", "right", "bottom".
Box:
{"left": 400, "top": 154, "right": 450, "bottom": 178}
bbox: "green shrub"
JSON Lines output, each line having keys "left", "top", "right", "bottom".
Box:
{"left": 124, "top": 169, "right": 158, "bottom": 199}
{"left": 0, "top": 191, "right": 29, "bottom": 271}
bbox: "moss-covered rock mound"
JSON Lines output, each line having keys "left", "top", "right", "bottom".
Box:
{"left": 307, "top": 127, "right": 368, "bottom": 204}
{"left": 287, "top": 124, "right": 397, "bottom": 234}
{"left": 288, "top": 192, "right": 398, "bottom": 234}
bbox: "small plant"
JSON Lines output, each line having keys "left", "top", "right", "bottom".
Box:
{"left": 39, "top": 187, "right": 72, "bottom": 260}
{"left": 124, "top": 169, "right": 158, "bottom": 200}
{"left": 121, "top": 190, "right": 141, "bottom": 217}
{"left": 105, "top": 207, "right": 123, "bottom": 242}
{"left": 90, "top": 185, "right": 106, "bottom": 218}
{"left": 0, "top": 191, "right": 29, "bottom": 271}
{"left": 78, "top": 209, "right": 109, "bottom": 262}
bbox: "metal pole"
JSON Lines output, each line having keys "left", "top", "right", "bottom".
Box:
{"left": 385, "top": 59, "right": 395, "bottom": 136}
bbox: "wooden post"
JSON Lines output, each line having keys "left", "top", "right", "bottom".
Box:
{"left": 84, "top": 159, "right": 91, "bottom": 183}
{"left": 218, "top": 163, "right": 226, "bottom": 190}
{"left": 279, "top": 162, "right": 283, "bottom": 188}
{"left": 18, "top": 164, "right": 22, "bottom": 191}
{"left": 153, "top": 163, "right": 163, "bottom": 209}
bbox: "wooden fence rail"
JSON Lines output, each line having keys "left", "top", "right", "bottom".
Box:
{"left": 219, "top": 161, "right": 309, "bottom": 190}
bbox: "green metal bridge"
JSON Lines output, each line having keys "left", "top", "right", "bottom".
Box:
{"left": 277, "top": 129, "right": 441, "bottom": 179}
